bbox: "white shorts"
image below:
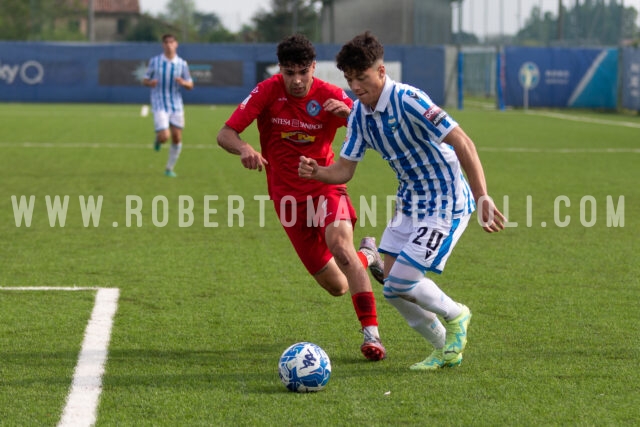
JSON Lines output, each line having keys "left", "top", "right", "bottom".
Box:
{"left": 153, "top": 110, "right": 185, "bottom": 132}
{"left": 378, "top": 212, "right": 471, "bottom": 274}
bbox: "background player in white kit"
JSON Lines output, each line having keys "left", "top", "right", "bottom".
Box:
{"left": 142, "top": 33, "right": 193, "bottom": 178}
{"left": 299, "top": 31, "right": 505, "bottom": 371}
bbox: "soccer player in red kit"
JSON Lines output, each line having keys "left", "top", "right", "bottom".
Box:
{"left": 217, "top": 34, "right": 386, "bottom": 361}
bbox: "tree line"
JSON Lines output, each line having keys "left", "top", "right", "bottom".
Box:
{"left": 517, "top": 0, "right": 639, "bottom": 46}
{"left": 0, "top": 0, "right": 637, "bottom": 46}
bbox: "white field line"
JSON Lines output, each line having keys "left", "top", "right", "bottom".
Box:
{"left": 463, "top": 100, "right": 498, "bottom": 109}
{"left": 463, "top": 100, "right": 640, "bottom": 129}
{"left": 58, "top": 288, "right": 119, "bottom": 427}
{"left": 0, "top": 286, "right": 120, "bottom": 427}
{"left": 0, "top": 286, "right": 103, "bottom": 291}
{"left": 0, "top": 142, "right": 218, "bottom": 149}
{"left": 0, "top": 141, "right": 637, "bottom": 154}
{"left": 525, "top": 110, "right": 640, "bottom": 129}
{"left": 479, "top": 147, "right": 640, "bottom": 153}
{"left": 2, "top": 109, "right": 638, "bottom": 152}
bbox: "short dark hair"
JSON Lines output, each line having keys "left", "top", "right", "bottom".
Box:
{"left": 336, "top": 31, "right": 384, "bottom": 73}
{"left": 162, "top": 33, "right": 176, "bottom": 42}
{"left": 277, "top": 34, "right": 316, "bottom": 67}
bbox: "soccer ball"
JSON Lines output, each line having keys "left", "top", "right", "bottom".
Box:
{"left": 278, "top": 342, "right": 331, "bottom": 392}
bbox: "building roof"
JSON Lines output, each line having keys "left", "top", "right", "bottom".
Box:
{"left": 82, "top": 0, "right": 140, "bottom": 14}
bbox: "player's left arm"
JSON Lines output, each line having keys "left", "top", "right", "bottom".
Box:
{"left": 176, "top": 76, "right": 194, "bottom": 90}
{"left": 445, "top": 126, "right": 505, "bottom": 233}
{"left": 323, "top": 87, "right": 353, "bottom": 121}
{"left": 323, "top": 98, "right": 351, "bottom": 119}
{"left": 176, "top": 61, "right": 194, "bottom": 90}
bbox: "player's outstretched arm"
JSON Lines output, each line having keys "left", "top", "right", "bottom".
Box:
{"left": 298, "top": 156, "right": 357, "bottom": 184}
{"left": 217, "top": 125, "right": 268, "bottom": 172}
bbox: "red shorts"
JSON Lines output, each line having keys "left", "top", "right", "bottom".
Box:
{"left": 274, "top": 188, "right": 357, "bottom": 275}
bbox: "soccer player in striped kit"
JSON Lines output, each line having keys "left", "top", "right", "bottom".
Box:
{"left": 299, "top": 31, "right": 505, "bottom": 370}
{"left": 143, "top": 33, "right": 193, "bottom": 178}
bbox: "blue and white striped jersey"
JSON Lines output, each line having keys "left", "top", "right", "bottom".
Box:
{"left": 341, "top": 77, "right": 475, "bottom": 220}
{"left": 144, "top": 54, "right": 192, "bottom": 113}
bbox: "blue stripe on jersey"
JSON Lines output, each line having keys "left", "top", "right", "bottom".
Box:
{"left": 391, "top": 88, "right": 452, "bottom": 218}
{"left": 340, "top": 79, "right": 475, "bottom": 220}
{"left": 394, "top": 130, "right": 437, "bottom": 215}
{"left": 402, "top": 92, "right": 458, "bottom": 217}
{"left": 342, "top": 104, "right": 362, "bottom": 158}
{"left": 169, "top": 62, "right": 176, "bottom": 112}
{"left": 388, "top": 94, "right": 429, "bottom": 203}
{"left": 161, "top": 60, "right": 168, "bottom": 111}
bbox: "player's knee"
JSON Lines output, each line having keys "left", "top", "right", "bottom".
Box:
{"left": 327, "top": 244, "right": 352, "bottom": 267}
{"left": 313, "top": 258, "right": 349, "bottom": 296}
{"left": 317, "top": 277, "right": 348, "bottom": 296}
{"left": 326, "top": 286, "right": 348, "bottom": 297}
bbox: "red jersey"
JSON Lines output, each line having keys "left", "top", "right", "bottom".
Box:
{"left": 225, "top": 74, "right": 353, "bottom": 202}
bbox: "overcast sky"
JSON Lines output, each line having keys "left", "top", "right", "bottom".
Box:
{"left": 139, "top": 0, "right": 640, "bottom": 38}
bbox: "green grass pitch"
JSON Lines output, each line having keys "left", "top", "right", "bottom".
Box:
{"left": 0, "top": 102, "right": 638, "bottom": 425}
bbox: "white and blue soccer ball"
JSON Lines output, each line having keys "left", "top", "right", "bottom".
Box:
{"left": 278, "top": 342, "right": 331, "bottom": 392}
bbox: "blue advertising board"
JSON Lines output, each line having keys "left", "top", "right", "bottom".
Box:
{"left": 0, "top": 42, "right": 447, "bottom": 106}
{"left": 502, "top": 46, "right": 618, "bottom": 109}
{"left": 621, "top": 47, "right": 640, "bottom": 111}
{"left": 0, "top": 42, "right": 256, "bottom": 104}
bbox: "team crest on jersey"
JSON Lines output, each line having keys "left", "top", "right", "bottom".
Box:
{"left": 306, "top": 100, "right": 321, "bottom": 116}
{"left": 387, "top": 116, "right": 399, "bottom": 132}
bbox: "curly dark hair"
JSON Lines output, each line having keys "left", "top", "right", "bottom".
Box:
{"left": 336, "top": 31, "right": 384, "bottom": 73}
{"left": 277, "top": 34, "right": 316, "bottom": 67}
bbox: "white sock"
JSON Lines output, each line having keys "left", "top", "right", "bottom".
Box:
{"left": 386, "top": 257, "right": 462, "bottom": 321}
{"left": 407, "top": 277, "right": 461, "bottom": 320}
{"left": 166, "top": 142, "right": 182, "bottom": 171}
{"left": 383, "top": 291, "right": 445, "bottom": 348}
{"left": 363, "top": 325, "right": 380, "bottom": 340}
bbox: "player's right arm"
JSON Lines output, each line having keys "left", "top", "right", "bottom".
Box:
{"left": 142, "top": 57, "right": 157, "bottom": 88}
{"left": 142, "top": 78, "right": 157, "bottom": 88}
{"left": 219, "top": 79, "right": 273, "bottom": 171}
{"left": 298, "top": 156, "right": 357, "bottom": 184}
{"left": 217, "top": 125, "right": 268, "bottom": 172}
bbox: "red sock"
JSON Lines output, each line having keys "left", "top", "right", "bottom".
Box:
{"left": 352, "top": 292, "right": 378, "bottom": 328}
{"left": 356, "top": 251, "right": 369, "bottom": 268}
